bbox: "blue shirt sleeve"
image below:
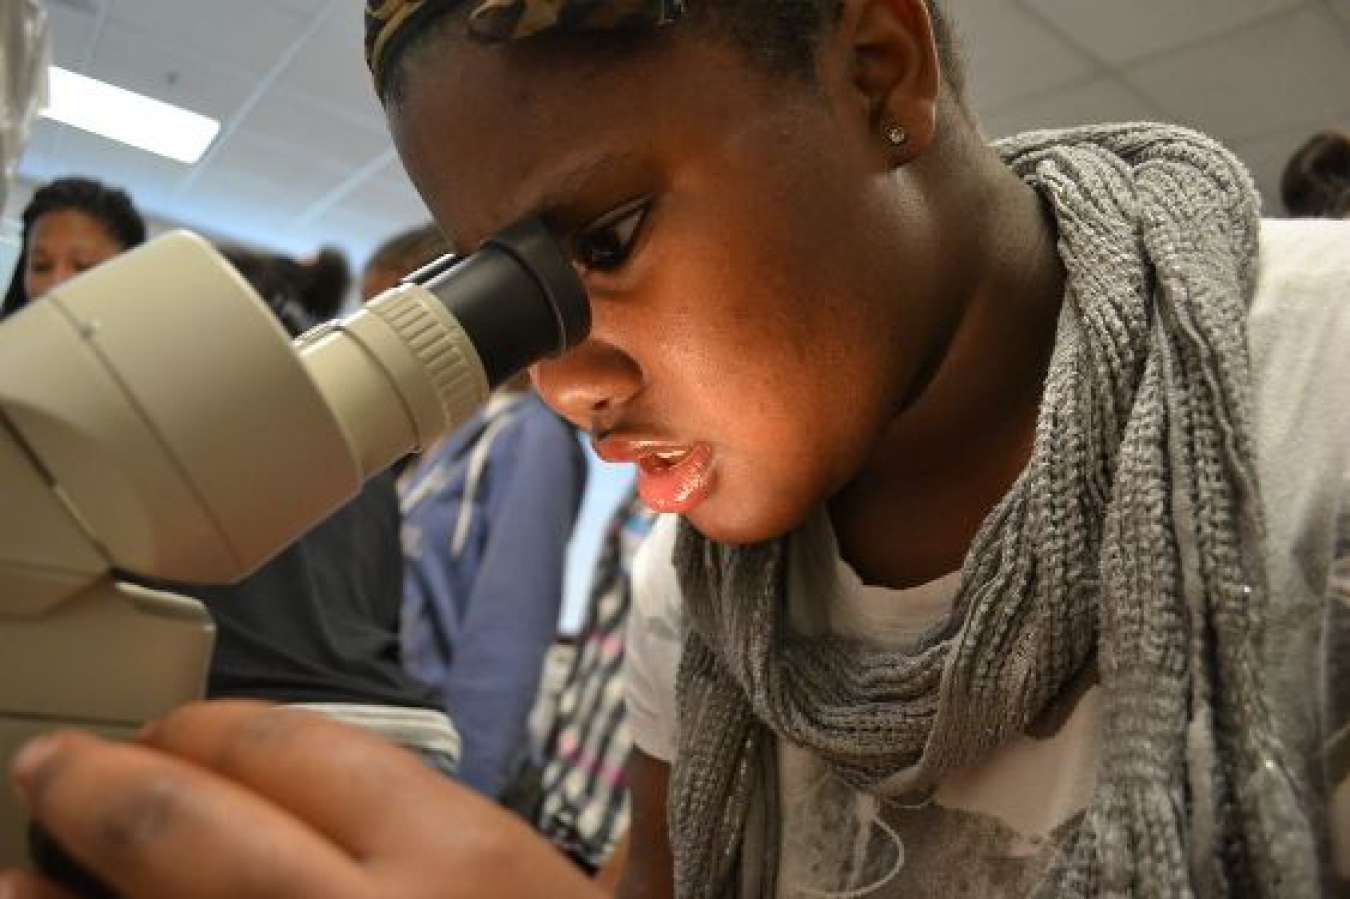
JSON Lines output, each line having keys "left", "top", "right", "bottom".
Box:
{"left": 442, "top": 397, "right": 586, "bottom": 797}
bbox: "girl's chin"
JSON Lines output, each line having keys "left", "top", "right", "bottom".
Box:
{"left": 679, "top": 498, "right": 805, "bottom": 548}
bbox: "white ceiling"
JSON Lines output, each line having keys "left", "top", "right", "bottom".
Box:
{"left": 8, "top": 0, "right": 1350, "bottom": 270}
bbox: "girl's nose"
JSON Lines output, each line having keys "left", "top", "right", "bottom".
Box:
{"left": 530, "top": 337, "right": 643, "bottom": 430}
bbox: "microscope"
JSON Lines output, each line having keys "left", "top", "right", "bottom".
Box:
{"left": 0, "top": 0, "right": 589, "bottom": 865}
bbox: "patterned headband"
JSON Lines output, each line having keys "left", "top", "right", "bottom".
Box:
{"left": 365, "top": 0, "right": 687, "bottom": 95}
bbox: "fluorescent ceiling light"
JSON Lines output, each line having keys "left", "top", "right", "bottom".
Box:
{"left": 40, "top": 67, "right": 220, "bottom": 164}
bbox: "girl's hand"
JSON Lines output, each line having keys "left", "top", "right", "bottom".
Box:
{"left": 1, "top": 701, "right": 600, "bottom": 899}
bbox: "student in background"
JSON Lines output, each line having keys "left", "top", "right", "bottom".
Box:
{"left": 1282, "top": 129, "right": 1350, "bottom": 219}
{"left": 398, "top": 366, "right": 587, "bottom": 800}
{"left": 1, "top": 176, "right": 145, "bottom": 317}
{"left": 360, "top": 221, "right": 447, "bottom": 301}
{"left": 532, "top": 488, "right": 656, "bottom": 876}
{"left": 223, "top": 243, "right": 351, "bottom": 328}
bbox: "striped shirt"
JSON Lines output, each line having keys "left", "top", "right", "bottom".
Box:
{"left": 535, "top": 491, "right": 657, "bottom": 870}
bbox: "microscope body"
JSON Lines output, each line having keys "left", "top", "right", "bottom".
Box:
{"left": 0, "top": 229, "right": 526, "bottom": 863}
{"left": 0, "top": 0, "right": 595, "bottom": 869}
{"left": 0, "top": 232, "right": 361, "bottom": 862}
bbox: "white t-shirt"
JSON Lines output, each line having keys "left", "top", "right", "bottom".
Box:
{"left": 625, "top": 218, "right": 1350, "bottom": 896}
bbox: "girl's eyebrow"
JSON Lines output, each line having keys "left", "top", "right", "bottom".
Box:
{"left": 452, "top": 150, "right": 649, "bottom": 250}
{"left": 521, "top": 149, "right": 648, "bottom": 224}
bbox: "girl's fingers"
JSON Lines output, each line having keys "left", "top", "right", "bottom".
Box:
{"left": 13, "top": 704, "right": 601, "bottom": 899}
{"left": 12, "top": 728, "right": 369, "bottom": 899}
{"left": 138, "top": 702, "right": 604, "bottom": 897}
{"left": 0, "top": 869, "right": 82, "bottom": 899}
{"left": 138, "top": 700, "right": 488, "bottom": 857}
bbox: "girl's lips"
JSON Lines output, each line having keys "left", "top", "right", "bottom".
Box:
{"left": 634, "top": 443, "right": 714, "bottom": 513}
{"left": 593, "top": 439, "right": 715, "bottom": 513}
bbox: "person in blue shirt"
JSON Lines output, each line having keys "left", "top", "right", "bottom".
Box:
{"left": 398, "top": 376, "right": 587, "bottom": 799}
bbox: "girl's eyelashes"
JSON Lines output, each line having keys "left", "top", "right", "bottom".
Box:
{"left": 570, "top": 198, "right": 651, "bottom": 273}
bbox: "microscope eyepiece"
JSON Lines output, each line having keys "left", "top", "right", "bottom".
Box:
{"left": 412, "top": 219, "right": 589, "bottom": 388}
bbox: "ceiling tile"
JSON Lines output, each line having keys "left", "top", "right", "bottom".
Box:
{"left": 82, "top": 20, "right": 257, "bottom": 120}
{"left": 944, "top": 0, "right": 1099, "bottom": 113}
{"left": 43, "top": 3, "right": 101, "bottom": 69}
{"left": 277, "top": 7, "right": 385, "bottom": 129}
{"left": 981, "top": 76, "right": 1162, "bottom": 140}
{"left": 240, "top": 88, "right": 396, "bottom": 172}
{"left": 201, "top": 129, "right": 351, "bottom": 206}
{"left": 1022, "top": 0, "right": 1304, "bottom": 66}
{"left": 326, "top": 170, "right": 431, "bottom": 238}
{"left": 185, "top": 166, "right": 317, "bottom": 220}
{"left": 165, "top": 179, "right": 410, "bottom": 270}
{"left": 171, "top": 168, "right": 325, "bottom": 250}
{"left": 307, "top": 205, "right": 412, "bottom": 273}
{"left": 1124, "top": 6, "right": 1350, "bottom": 144}
{"left": 20, "top": 123, "right": 188, "bottom": 200}
{"left": 103, "top": 0, "right": 323, "bottom": 80}
{"left": 274, "top": 0, "right": 332, "bottom": 17}
{"left": 35, "top": 0, "right": 100, "bottom": 13}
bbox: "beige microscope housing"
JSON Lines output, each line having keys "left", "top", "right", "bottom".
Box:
{"left": 0, "top": 230, "right": 495, "bottom": 864}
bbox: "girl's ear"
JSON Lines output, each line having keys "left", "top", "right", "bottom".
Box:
{"left": 831, "top": 0, "right": 940, "bottom": 165}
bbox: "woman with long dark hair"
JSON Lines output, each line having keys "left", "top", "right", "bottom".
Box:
{"left": 2, "top": 176, "right": 145, "bottom": 318}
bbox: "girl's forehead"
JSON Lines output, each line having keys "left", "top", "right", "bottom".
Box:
{"left": 392, "top": 35, "right": 767, "bottom": 242}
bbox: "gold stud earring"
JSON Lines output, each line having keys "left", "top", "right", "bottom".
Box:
{"left": 884, "top": 124, "right": 908, "bottom": 148}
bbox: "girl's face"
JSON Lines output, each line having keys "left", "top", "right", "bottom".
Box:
{"left": 391, "top": 28, "right": 951, "bottom": 545}
{"left": 23, "top": 209, "right": 127, "bottom": 301}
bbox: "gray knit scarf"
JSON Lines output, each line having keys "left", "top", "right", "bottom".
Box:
{"left": 669, "top": 123, "right": 1318, "bottom": 897}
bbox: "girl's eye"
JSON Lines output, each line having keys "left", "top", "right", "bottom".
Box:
{"left": 572, "top": 199, "right": 650, "bottom": 273}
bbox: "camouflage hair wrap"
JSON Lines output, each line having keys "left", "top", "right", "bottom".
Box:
{"left": 364, "top": 0, "right": 685, "bottom": 95}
